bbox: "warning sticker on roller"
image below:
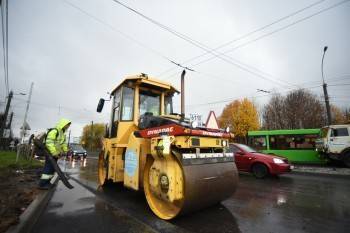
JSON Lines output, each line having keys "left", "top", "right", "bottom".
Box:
{"left": 125, "top": 149, "right": 138, "bottom": 177}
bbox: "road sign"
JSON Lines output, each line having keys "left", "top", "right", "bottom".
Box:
{"left": 205, "top": 111, "right": 219, "bottom": 129}
{"left": 189, "top": 113, "right": 203, "bottom": 126}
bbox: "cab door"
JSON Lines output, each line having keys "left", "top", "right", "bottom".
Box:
{"left": 329, "top": 127, "right": 350, "bottom": 153}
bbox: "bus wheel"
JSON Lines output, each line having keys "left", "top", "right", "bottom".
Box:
{"left": 252, "top": 163, "right": 269, "bottom": 178}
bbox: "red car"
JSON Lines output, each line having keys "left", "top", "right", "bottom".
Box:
{"left": 230, "top": 143, "right": 292, "bottom": 178}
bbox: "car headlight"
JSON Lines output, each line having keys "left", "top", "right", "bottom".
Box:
{"left": 191, "top": 121, "right": 198, "bottom": 128}
{"left": 273, "top": 158, "right": 284, "bottom": 164}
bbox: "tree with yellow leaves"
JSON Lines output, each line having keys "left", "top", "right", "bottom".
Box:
{"left": 81, "top": 123, "right": 105, "bottom": 151}
{"left": 331, "top": 105, "right": 347, "bottom": 124}
{"left": 218, "top": 98, "right": 260, "bottom": 142}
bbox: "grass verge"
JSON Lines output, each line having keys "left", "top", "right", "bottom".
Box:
{"left": 0, "top": 150, "right": 43, "bottom": 171}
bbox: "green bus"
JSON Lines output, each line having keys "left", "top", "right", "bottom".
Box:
{"left": 247, "top": 129, "right": 326, "bottom": 164}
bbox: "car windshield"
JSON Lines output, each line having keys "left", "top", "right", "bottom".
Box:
{"left": 71, "top": 144, "right": 84, "bottom": 150}
{"left": 320, "top": 127, "right": 329, "bottom": 138}
{"left": 238, "top": 144, "right": 257, "bottom": 153}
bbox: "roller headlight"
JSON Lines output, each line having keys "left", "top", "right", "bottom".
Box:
{"left": 222, "top": 140, "right": 227, "bottom": 147}
{"left": 225, "top": 126, "right": 230, "bottom": 133}
{"left": 191, "top": 121, "right": 198, "bottom": 128}
{"left": 273, "top": 158, "right": 284, "bottom": 164}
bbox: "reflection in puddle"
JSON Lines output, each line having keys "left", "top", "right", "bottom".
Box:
{"left": 81, "top": 159, "right": 87, "bottom": 167}
{"left": 277, "top": 194, "right": 287, "bottom": 206}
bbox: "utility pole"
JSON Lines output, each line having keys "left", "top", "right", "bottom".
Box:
{"left": 16, "top": 82, "right": 33, "bottom": 162}
{"left": 68, "top": 130, "right": 71, "bottom": 146}
{"left": 321, "top": 46, "right": 332, "bottom": 125}
{"left": 90, "top": 121, "right": 94, "bottom": 151}
{"left": 0, "top": 90, "right": 13, "bottom": 139}
{"left": 7, "top": 111, "right": 13, "bottom": 131}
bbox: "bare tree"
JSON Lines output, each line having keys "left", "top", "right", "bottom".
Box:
{"left": 343, "top": 107, "right": 350, "bottom": 123}
{"left": 262, "top": 94, "right": 286, "bottom": 129}
{"left": 263, "top": 89, "right": 324, "bottom": 129}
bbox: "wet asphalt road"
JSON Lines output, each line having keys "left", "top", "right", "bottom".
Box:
{"left": 31, "top": 158, "right": 350, "bottom": 233}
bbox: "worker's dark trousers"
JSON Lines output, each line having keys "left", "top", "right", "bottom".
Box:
{"left": 39, "top": 155, "right": 58, "bottom": 187}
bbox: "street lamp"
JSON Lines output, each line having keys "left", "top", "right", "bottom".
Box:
{"left": 321, "top": 46, "right": 328, "bottom": 83}
{"left": 321, "top": 46, "right": 332, "bottom": 125}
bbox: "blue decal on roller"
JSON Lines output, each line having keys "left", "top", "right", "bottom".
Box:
{"left": 125, "top": 149, "right": 137, "bottom": 177}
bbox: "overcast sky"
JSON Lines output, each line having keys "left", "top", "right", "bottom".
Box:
{"left": 1, "top": 0, "right": 350, "bottom": 139}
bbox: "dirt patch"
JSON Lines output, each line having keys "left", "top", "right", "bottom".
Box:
{"left": 0, "top": 168, "right": 41, "bottom": 233}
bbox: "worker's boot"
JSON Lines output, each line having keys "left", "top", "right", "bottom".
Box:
{"left": 38, "top": 179, "right": 52, "bottom": 190}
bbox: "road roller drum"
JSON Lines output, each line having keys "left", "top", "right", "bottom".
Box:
{"left": 143, "top": 152, "right": 238, "bottom": 219}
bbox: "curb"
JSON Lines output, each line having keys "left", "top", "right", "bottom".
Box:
{"left": 291, "top": 170, "right": 350, "bottom": 179}
{"left": 5, "top": 175, "right": 59, "bottom": 233}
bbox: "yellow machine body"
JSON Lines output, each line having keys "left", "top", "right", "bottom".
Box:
{"left": 98, "top": 74, "right": 238, "bottom": 220}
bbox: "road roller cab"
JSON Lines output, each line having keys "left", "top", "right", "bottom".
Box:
{"left": 97, "top": 73, "right": 238, "bottom": 219}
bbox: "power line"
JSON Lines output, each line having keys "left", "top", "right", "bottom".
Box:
{"left": 186, "top": 83, "right": 325, "bottom": 108}
{"left": 1, "top": 0, "right": 9, "bottom": 96}
{"left": 294, "top": 74, "right": 350, "bottom": 87}
{"left": 5, "top": 0, "right": 8, "bottom": 94}
{"left": 157, "top": 0, "right": 326, "bottom": 77}
{"left": 328, "top": 83, "right": 350, "bottom": 87}
{"left": 188, "top": 0, "right": 350, "bottom": 70}
{"left": 162, "top": 0, "right": 350, "bottom": 86}
{"left": 61, "top": 0, "right": 175, "bottom": 64}
{"left": 110, "top": 0, "right": 296, "bottom": 88}
{"left": 13, "top": 96, "right": 98, "bottom": 115}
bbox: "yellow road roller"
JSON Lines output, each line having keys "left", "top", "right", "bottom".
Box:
{"left": 96, "top": 73, "right": 238, "bottom": 220}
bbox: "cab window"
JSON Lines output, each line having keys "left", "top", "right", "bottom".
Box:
{"left": 113, "top": 89, "right": 121, "bottom": 122}
{"left": 121, "top": 87, "right": 134, "bottom": 121}
{"left": 139, "top": 90, "right": 160, "bottom": 116}
{"left": 164, "top": 95, "right": 173, "bottom": 115}
{"left": 331, "top": 128, "right": 349, "bottom": 137}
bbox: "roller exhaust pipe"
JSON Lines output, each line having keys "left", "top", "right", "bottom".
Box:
{"left": 181, "top": 69, "right": 186, "bottom": 119}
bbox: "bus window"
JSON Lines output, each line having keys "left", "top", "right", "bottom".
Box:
{"left": 249, "top": 136, "right": 267, "bottom": 150}
{"left": 269, "top": 134, "right": 317, "bottom": 150}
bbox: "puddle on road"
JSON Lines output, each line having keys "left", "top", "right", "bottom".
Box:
{"left": 223, "top": 174, "right": 350, "bottom": 233}
{"left": 47, "top": 179, "right": 95, "bottom": 216}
